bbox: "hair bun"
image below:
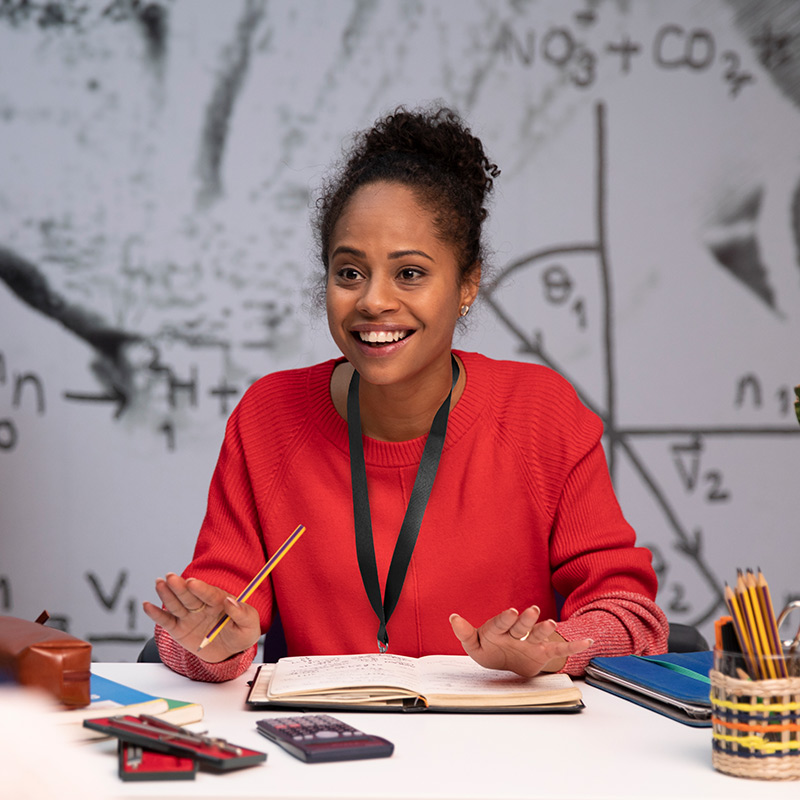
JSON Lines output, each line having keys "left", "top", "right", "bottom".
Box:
{"left": 314, "top": 103, "right": 499, "bottom": 282}
{"left": 357, "top": 105, "right": 500, "bottom": 205}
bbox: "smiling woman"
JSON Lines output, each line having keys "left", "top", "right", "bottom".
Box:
{"left": 144, "top": 105, "right": 669, "bottom": 683}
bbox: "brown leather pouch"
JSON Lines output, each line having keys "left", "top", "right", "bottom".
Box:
{"left": 0, "top": 613, "right": 92, "bottom": 706}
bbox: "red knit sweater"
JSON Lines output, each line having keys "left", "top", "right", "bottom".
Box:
{"left": 156, "top": 351, "right": 668, "bottom": 681}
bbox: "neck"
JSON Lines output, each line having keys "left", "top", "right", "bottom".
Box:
{"left": 332, "top": 354, "right": 464, "bottom": 442}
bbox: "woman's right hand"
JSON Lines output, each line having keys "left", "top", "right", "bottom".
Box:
{"left": 142, "top": 573, "right": 261, "bottom": 663}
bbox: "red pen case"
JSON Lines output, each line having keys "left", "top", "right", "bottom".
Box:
{"left": 84, "top": 714, "right": 267, "bottom": 771}
{"left": 117, "top": 740, "right": 198, "bottom": 781}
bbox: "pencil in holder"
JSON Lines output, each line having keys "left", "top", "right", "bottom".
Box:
{"left": 710, "top": 650, "right": 800, "bottom": 780}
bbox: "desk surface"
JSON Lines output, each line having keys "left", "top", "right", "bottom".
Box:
{"left": 41, "top": 663, "right": 800, "bottom": 799}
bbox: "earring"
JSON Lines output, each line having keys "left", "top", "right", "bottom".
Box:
{"left": 459, "top": 305, "right": 470, "bottom": 317}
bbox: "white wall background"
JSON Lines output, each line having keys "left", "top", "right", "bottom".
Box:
{"left": 1, "top": 0, "right": 799, "bottom": 660}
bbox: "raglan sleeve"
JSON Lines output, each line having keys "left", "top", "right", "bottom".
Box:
{"left": 542, "top": 381, "right": 669, "bottom": 675}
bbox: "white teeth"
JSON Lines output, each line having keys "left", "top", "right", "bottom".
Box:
{"left": 358, "top": 330, "right": 408, "bottom": 343}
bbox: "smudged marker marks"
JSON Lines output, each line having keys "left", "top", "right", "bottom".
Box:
{"left": 793, "top": 180, "right": 800, "bottom": 280}
{"left": 136, "top": 1, "right": 169, "bottom": 68}
{"left": 0, "top": 246, "right": 143, "bottom": 415}
{"left": 196, "top": 0, "right": 266, "bottom": 207}
{"left": 727, "top": 0, "right": 800, "bottom": 110}
{"left": 703, "top": 188, "right": 779, "bottom": 312}
{"left": 0, "top": 576, "right": 10, "bottom": 611}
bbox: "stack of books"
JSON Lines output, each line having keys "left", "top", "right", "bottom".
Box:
{"left": 54, "top": 672, "right": 203, "bottom": 741}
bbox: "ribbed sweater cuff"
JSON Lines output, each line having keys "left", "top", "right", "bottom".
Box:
{"left": 555, "top": 591, "right": 669, "bottom": 676}
{"left": 154, "top": 625, "right": 257, "bottom": 682}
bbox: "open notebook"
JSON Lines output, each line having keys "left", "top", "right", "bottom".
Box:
{"left": 246, "top": 653, "right": 583, "bottom": 713}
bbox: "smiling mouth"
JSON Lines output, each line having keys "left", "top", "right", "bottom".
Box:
{"left": 354, "top": 330, "right": 412, "bottom": 347}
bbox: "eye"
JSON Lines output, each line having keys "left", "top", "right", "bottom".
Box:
{"left": 398, "top": 267, "right": 424, "bottom": 282}
{"left": 334, "top": 266, "right": 363, "bottom": 282}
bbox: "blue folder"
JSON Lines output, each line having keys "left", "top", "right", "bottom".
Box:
{"left": 584, "top": 650, "right": 714, "bottom": 727}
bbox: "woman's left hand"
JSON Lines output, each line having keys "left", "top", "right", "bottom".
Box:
{"left": 449, "top": 605, "right": 592, "bottom": 677}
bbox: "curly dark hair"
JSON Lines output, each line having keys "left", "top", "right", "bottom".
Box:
{"left": 313, "top": 104, "right": 500, "bottom": 286}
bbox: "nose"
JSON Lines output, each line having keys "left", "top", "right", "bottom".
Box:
{"left": 356, "top": 273, "right": 400, "bottom": 316}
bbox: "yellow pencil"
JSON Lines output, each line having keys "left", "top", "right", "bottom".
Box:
{"left": 724, "top": 583, "right": 757, "bottom": 678}
{"left": 744, "top": 569, "right": 777, "bottom": 679}
{"left": 198, "top": 524, "right": 306, "bottom": 651}
{"left": 756, "top": 569, "right": 789, "bottom": 678}
{"left": 736, "top": 571, "right": 767, "bottom": 678}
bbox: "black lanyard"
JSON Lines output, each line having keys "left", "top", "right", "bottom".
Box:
{"left": 347, "top": 355, "right": 459, "bottom": 652}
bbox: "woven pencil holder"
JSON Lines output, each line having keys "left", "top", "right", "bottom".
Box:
{"left": 710, "top": 668, "right": 800, "bottom": 780}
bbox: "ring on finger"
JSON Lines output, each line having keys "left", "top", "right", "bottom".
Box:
{"left": 186, "top": 604, "right": 205, "bottom": 613}
{"left": 510, "top": 630, "right": 530, "bottom": 641}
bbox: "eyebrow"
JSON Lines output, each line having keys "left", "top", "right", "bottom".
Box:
{"left": 330, "top": 246, "right": 434, "bottom": 262}
{"left": 389, "top": 249, "right": 434, "bottom": 261}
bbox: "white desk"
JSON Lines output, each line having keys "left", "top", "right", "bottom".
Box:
{"left": 40, "top": 663, "right": 800, "bottom": 799}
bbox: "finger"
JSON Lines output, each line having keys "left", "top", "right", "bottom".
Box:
{"left": 165, "top": 573, "right": 214, "bottom": 613}
{"left": 485, "top": 607, "right": 520, "bottom": 638}
{"left": 523, "top": 618, "right": 559, "bottom": 645}
{"left": 153, "top": 576, "right": 192, "bottom": 618}
{"left": 449, "top": 613, "right": 481, "bottom": 652}
{"left": 563, "top": 636, "right": 594, "bottom": 655}
{"left": 161, "top": 572, "right": 196, "bottom": 605}
{"left": 219, "top": 596, "right": 252, "bottom": 627}
{"left": 517, "top": 605, "right": 543, "bottom": 630}
{"left": 509, "top": 605, "right": 542, "bottom": 640}
{"left": 149, "top": 581, "right": 211, "bottom": 639}
{"left": 544, "top": 636, "right": 594, "bottom": 659}
{"left": 142, "top": 600, "right": 176, "bottom": 630}
{"left": 185, "top": 576, "right": 229, "bottom": 604}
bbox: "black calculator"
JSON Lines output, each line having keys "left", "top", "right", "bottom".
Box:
{"left": 255, "top": 714, "right": 394, "bottom": 763}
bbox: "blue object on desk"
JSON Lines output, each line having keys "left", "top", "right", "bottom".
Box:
{"left": 90, "top": 673, "right": 161, "bottom": 705}
{"left": 584, "top": 650, "right": 714, "bottom": 727}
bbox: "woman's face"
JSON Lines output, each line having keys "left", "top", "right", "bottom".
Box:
{"left": 326, "top": 181, "right": 478, "bottom": 392}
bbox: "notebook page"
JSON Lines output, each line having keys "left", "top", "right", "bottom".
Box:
{"left": 268, "top": 653, "right": 423, "bottom": 696}
{"left": 416, "top": 655, "right": 575, "bottom": 697}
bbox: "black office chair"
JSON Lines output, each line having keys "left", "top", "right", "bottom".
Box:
{"left": 666, "top": 622, "right": 709, "bottom": 653}
{"left": 137, "top": 636, "right": 161, "bottom": 662}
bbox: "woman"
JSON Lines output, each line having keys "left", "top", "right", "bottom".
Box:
{"left": 144, "top": 106, "right": 668, "bottom": 682}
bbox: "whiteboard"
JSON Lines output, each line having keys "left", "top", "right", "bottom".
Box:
{"left": 1, "top": 0, "right": 798, "bottom": 660}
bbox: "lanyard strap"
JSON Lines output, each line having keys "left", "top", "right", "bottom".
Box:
{"left": 347, "top": 356, "right": 459, "bottom": 652}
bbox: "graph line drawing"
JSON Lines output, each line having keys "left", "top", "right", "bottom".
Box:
{"left": 485, "top": 102, "right": 800, "bottom": 629}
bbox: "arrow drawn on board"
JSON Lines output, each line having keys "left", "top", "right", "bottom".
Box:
{"left": 63, "top": 388, "right": 127, "bottom": 418}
